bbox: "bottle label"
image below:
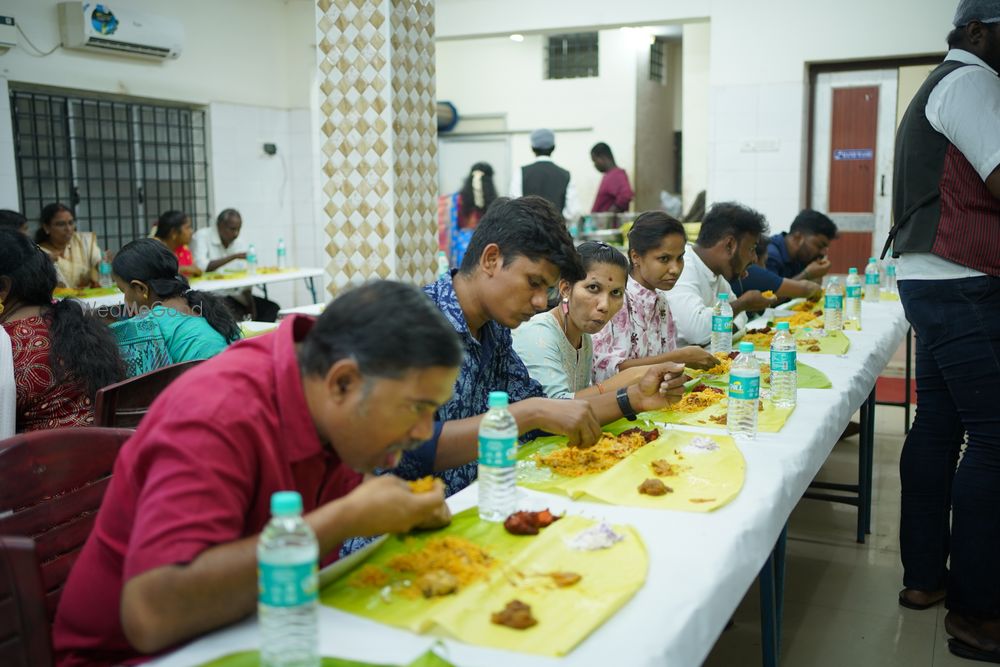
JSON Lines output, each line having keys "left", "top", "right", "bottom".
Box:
{"left": 712, "top": 315, "right": 733, "bottom": 333}
{"left": 846, "top": 285, "right": 861, "bottom": 299}
{"left": 259, "top": 560, "right": 317, "bottom": 607}
{"left": 824, "top": 294, "right": 843, "bottom": 310}
{"left": 887, "top": 265, "right": 896, "bottom": 276}
{"left": 728, "top": 374, "right": 760, "bottom": 400}
{"left": 865, "top": 273, "right": 879, "bottom": 285}
{"left": 479, "top": 436, "right": 517, "bottom": 468}
{"left": 770, "top": 350, "right": 796, "bottom": 372}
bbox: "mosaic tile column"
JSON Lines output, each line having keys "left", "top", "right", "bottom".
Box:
{"left": 316, "top": 0, "right": 438, "bottom": 294}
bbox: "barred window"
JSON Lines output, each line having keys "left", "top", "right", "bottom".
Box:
{"left": 11, "top": 87, "right": 209, "bottom": 252}
{"left": 545, "top": 32, "right": 599, "bottom": 80}
{"left": 649, "top": 39, "right": 666, "bottom": 83}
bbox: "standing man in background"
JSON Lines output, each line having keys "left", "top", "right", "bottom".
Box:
{"left": 889, "top": 1, "right": 1000, "bottom": 661}
{"left": 590, "top": 142, "right": 634, "bottom": 213}
{"left": 510, "top": 128, "right": 579, "bottom": 222}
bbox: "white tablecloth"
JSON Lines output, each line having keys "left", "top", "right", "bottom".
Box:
{"left": 152, "top": 300, "right": 910, "bottom": 667}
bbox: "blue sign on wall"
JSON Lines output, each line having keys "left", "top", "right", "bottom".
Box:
{"left": 834, "top": 148, "right": 874, "bottom": 161}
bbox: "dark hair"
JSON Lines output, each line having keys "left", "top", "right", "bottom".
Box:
{"left": 154, "top": 210, "right": 190, "bottom": 240}
{"left": 216, "top": 208, "right": 241, "bottom": 225}
{"left": 789, "top": 209, "right": 837, "bottom": 239}
{"left": 627, "top": 211, "right": 687, "bottom": 268}
{"left": 755, "top": 234, "right": 770, "bottom": 258}
{"left": 0, "top": 228, "right": 123, "bottom": 397}
{"left": 0, "top": 209, "right": 27, "bottom": 232}
{"left": 574, "top": 241, "right": 628, "bottom": 279}
{"left": 696, "top": 202, "right": 769, "bottom": 247}
{"left": 35, "top": 202, "right": 73, "bottom": 244}
{"left": 458, "top": 196, "right": 584, "bottom": 281}
{"left": 112, "top": 238, "right": 241, "bottom": 343}
{"left": 947, "top": 26, "right": 965, "bottom": 48}
{"left": 590, "top": 142, "right": 614, "bottom": 161}
{"left": 298, "top": 280, "right": 464, "bottom": 378}
{"left": 532, "top": 146, "right": 554, "bottom": 157}
{"left": 458, "top": 162, "right": 497, "bottom": 220}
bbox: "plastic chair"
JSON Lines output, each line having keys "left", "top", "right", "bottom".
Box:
{"left": 94, "top": 359, "right": 204, "bottom": 428}
{"left": 0, "top": 427, "right": 133, "bottom": 666}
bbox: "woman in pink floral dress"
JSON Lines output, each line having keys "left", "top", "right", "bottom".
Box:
{"left": 592, "top": 212, "right": 716, "bottom": 383}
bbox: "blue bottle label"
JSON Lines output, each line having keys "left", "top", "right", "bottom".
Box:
{"left": 728, "top": 374, "right": 760, "bottom": 400}
{"left": 259, "top": 560, "right": 317, "bottom": 607}
{"left": 770, "top": 350, "right": 796, "bottom": 372}
{"left": 865, "top": 272, "right": 879, "bottom": 285}
{"left": 887, "top": 265, "right": 896, "bottom": 276}
{"left": 846, "top": 285, "right": 861, "bottom": 299}
{"left": 712, "top": 315, "right": 733, "bottom": 333}
{"left": 824, "top": 294, "right": 843, "bottom": 310}
{"left": 479, "top": 436, "right": 517, "bottom": 467}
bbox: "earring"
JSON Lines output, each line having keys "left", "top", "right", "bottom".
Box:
{"left": 561, "top": 296, "right": 569, "bottom": 315}
{"left": 0, "top": 300, "right": 4, "bottom": 315}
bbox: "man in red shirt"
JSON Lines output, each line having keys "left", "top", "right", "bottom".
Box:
{"left": 590, "top": 142, "right": 634, "bottom": 213}
{"left": 52, "top": 281, "right": 463, "bottom": 666}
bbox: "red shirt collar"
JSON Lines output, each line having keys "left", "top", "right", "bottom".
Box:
{"left": 272, "top": 315, "right": 332, "bottom": 464}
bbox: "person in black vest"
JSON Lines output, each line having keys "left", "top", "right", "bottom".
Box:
{"left": 509, "top": 128, "right": 579, "bottom": 222}
{"left": 889, "top": 0, "right": 1000, "bottom": 660}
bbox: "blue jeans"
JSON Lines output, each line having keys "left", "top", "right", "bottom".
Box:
{"left": 898, "top": 276, "right": 1000, "bottom": 617}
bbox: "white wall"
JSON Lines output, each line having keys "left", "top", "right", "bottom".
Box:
{"left": 436, "top": 0, "right": 953, "bottom": 231}
{"left": 681, "top": 22, "right": 709, "bottom": 214}
{"left": 436, "top": 29, "right": 643, "bottom": 212}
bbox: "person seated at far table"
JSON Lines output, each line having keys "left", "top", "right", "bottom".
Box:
{"left": 766, "top": 209, "right": 838, "bottom": 282}
{"left": 153, "top": 209, "right": 202, "bottom": 278}
{"left": 731, "top": 235, "right": 822, "bottom": 302}
{"left": 589, "top": 213, "right": 718, "bottom": 384}
{"left": 665, "top": 202, "right": 776, "bottom": 346}
{"left": 36, "top": 202, "right": 104, "bottom": 289}
{"left": 0, "top": 228, "right": 123, "bottom": 432}
{"left": 0, "top": 209, "right": 29, "bottom": 236}
{"left": 52, "top": 281, "right": 463, "bottom": 667}
{"left": 191, "top": 208, "right": 280, "bottom": 322}
{"left": 514, "top": 240, "right": 714, "bottom": 399}
{"left": 109, "top": 238, "right": 241, "bottom": 377}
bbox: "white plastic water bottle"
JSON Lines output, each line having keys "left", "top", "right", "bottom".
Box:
{"left": 478, "top": 391, "right": 518, "bottom": 522}
{"left": 711, "top": 293, "right": 734, "bottom": 354}
{"left": 436, "top": 250, "right": 450, "bottom": 280}
{"left": 98, "top": 258, "right": 113, "bottom": 288}
{"left": 769, "top": 322, "right": 796, "bottom": 408}
{"left": 728, "top": 341, "right": 760, "bottom": 439}
{"left": 824, "top": 277, "right": 844, "bottom": 332}
{"left": 277, "top": 238, "right": 288, "bottom": 270}
{"left": 884, "top": 259, "right": 897, "bottom": 295}
{"left": 864, "top": 257, "right": 881, "bottom": 302}
{"left": 247, "top": 244, "right": 258, "bottom": 276}
{"left": 845, "top": 267, "right": 862, "bottom": 331}
{"left": 258, "top": 491, "right": 319, "bottom": 667}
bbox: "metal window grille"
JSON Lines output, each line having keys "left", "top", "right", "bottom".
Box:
{"left": 10, "top": 87, "right": 209, "bottom": 252}
{"left": 649, "top": 39, "right": 666, "bottom": 83}
{"left": 545, "top": 32, "right": 599, "bottom": 80}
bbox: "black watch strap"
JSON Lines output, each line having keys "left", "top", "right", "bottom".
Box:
{"left": 616, "top": 387, "right": 638, "bottom": 421}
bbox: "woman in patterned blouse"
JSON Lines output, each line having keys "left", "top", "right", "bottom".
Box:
{"left": 0, "top": 229, "right": 123, "bottom": 432}
{"left": 592, "top": 212, "right": 717, "bottom": 383}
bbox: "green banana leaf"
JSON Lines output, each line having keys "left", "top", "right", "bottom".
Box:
{"left": 196, "top": 649, "right": 453, "bottom": 667}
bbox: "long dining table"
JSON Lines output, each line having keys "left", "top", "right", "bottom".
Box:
{"left": 151, "top": 298, "right": 910, "bottom": 667}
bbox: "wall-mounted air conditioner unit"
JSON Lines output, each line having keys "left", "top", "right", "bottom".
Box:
{"left": 58, "top": 2, "right": 184, "bottom": 60}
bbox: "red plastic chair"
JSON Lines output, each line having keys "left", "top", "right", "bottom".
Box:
{"left": 0, "top": 427, "right": 134, "bottom": 666}
{"left": 94, "top": 359, "right": 204, "bottom": 428}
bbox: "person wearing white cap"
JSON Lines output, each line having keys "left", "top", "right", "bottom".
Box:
{"left": 887, "top": 0, "right": 1000, "bottom": 661}
{"left": 509, "top": 128, "right": 580, "bottom": 222}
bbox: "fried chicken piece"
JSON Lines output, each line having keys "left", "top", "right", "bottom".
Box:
{"left": 550, "top": 571, "right": 582, "bottom": 587}
{"left": 638, "top": 478, "right": 672, "bottom": 496}
{"left": 650, "top": 459, "right": 680, "bottom": 477}
{"left": 503, "top": 509, "right": 561, "bottom": 535}
{"left": 416, "top": 569, "right": 458, "bottom": 598}
{"left": 491, "top": 600, "right": 538, "bottom": 629}
{"left": 619, "top": 427, "right": 661, "bottom": 443}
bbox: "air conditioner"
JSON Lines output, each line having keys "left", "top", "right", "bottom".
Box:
{"left": 58, "top": 2, "right": 183, "bottom": 60}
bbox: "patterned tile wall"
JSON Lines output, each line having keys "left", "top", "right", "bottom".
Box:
{"left": 316, "top": 0, "right": 438, "bottom": 294}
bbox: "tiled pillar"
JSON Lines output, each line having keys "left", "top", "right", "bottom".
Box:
{"left": 316, "top": 0, "right": 437, "bottom": 294}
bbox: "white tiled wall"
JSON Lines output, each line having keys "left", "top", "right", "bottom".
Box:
{"left": 0, "top": 79, "right": 18, "bottom": 209}
{"left": 208, "top": 102, "right": 324, "bottom": 309}
{"left": 708, "top": 81, "right": 807, "bottom": 233}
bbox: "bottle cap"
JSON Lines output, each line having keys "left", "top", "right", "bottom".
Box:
{"left": 776, "top": 322, "right": 790, "bottom": 331}
{"left": 738, "top": 341, "right": 754, "bottom": 354}
{"left": 848, "top": 267, "right": 858, "bottom": 274}
{"left": 270, "top": 491, "right": 303, "bottom": 516}
{"left": 717, "top": 293, "right": 729, "bottom": 300}
{"left": 868, "top": 257, "right": 877, "bottom": 263}
{"left": 488, "top": 391, "right": 509, "bottom": 409}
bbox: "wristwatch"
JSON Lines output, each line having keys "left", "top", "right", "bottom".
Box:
{"left": 616, "top": 387, "right": 638, "bottom": 421}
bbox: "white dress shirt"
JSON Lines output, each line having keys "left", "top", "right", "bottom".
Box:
{"left": 509, "top": 155, "right": 580, "bottom": 221}
{"left": 664, "top": 244, "right": 748, "bottom": 347}
{"left": 190, "top": 226, "right": 249, "bottom": 272}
